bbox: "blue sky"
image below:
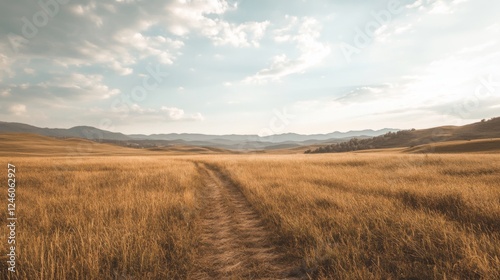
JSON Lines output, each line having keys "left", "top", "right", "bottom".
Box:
{"left": 1, "top": 0, "right": 499, "bottom": 135}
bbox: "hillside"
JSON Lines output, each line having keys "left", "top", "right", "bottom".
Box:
{"left": 0, "top": 122, "right": 130, "bottom": 140}
{"left": 0, "top": 133, "right": 143, "bottom": 156}
{"left": 306, "top": 117, "right": 500, "bottom": 154}
{"left": 404, "top": 138, "right": 500, "bottom": 154}
{"left": 0, "top": 121, "right": 395, "bottom": 150}
{"left": 0, "top": 133, "right": 237, "bottom": 156}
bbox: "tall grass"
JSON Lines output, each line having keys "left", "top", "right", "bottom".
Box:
{"left": 201, "top": 154, "right": 500, "bottom": 279}
{"left": 1, "top": 156, "right": 203, "bottom": 279}
{"left": 2, "top": 153, "right": 499, "bottom": 279}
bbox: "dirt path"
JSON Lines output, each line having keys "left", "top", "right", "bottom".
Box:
{"left": 189, "top": 163, "right": 305, "bottom": 280}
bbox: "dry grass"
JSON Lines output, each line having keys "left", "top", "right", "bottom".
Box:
{"left": 1, "top": 152, "right": 500, "bottom": 279}
{"left": 199, "top": 153, "right": 500, "bottom": 279}
{"left": 1, "top": 156, "right": 203, "bottom": 279}
{"left": 0, "top": 134, "right": 146, "bottom": 157}
{"left": 404, "top": 138, "right": 500, "bottom": 154}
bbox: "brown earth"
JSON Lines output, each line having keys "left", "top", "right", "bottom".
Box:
{"left": 189, "top": 163, "right": 306, "bottom": 279}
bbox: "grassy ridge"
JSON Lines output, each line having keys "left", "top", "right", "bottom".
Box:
{"left": 202, "top": 154, "right": 500, "bottom": 279}
{"left": 306, "top": 117, "right": 500, "bottom": 154}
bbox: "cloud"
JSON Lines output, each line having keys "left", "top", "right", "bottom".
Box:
{"left": 23, "top": 67, "right": 35, "bottom": 74}
{"left": 244, "top": 16, "right": 330, "bottom": 84}
{"left": 406, "top": 0, "right": 424, "bottom": 9}
{"left": 8, "top": 104, "right": 26, "bottom": 116}
{"left": 92, "top": 103, "right": 205, "bottom": 125}
{"left": 0, "top": 0, "right": 498, "bottom": 134}
{"left": 456, "top": 41, "right": 498, "bottom": 55}
{"left": 2, "top": 73, "right": 121, "bottom": 108}
{"left": 161, "top": 106, "right": 205, "bottom": 121}
{"left": 0, "top": 48, "right": 15, "bottom": 82}
{"left": 1, "top": 0, "right": 261, "bottom": 79}
{"left": 421, "top": 0, "right": 469, "bottom": 14}
{"left": 165, "top": 0, "right": 269, "bottom": 47}
{"left": 209, "top": 21, "right": 270, "bottom": 47}
{"left": 161, "top": 106, "right": 185, "bottom": 120}
{"left": 0, "top": 88, "right": 11, "bottom": 97}
{"left": 114, "top": 31, "right": 184, "bottom": 66}
{"left": 336, "top": 84, "right": 395, "bottom": 104}
{"left": 0, "top": 0, "right": 184, "bottom": 78}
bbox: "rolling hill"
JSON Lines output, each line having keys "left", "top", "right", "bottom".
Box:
{"left": 0, "top": 121, "right": 395, "bottom": 150}
{"left": 0, "top": 133, "right": 235, "bottom": 156}
{"left": 404, "top": 138, "right": 500, "bottom": 154}
{"left": 3, "top": 118, "right": 499, "bottom": 154}
{"left": 0, "top": 133, "right": 139, "bottom": 156}
{"left": 307, "top": 117, "right": 500, "bottom": 154}
{"left": 0, "top": 122, "right": 130, "bottom": 141}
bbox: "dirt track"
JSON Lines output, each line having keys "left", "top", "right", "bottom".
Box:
{"left": 189, "top": 163, "right": 305, "bottom": 279}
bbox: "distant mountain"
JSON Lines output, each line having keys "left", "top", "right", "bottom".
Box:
{"left": 128, "top": 129, "right": 397, "bottom": 143}
{"left": 3, "top": 118, "right": 498, "bottom": 153}
{"left": 307, "top": 117, "right": 500, "bottom": 153}
{"left": 0, "top": 121, "right": 396, "bottom": 150}
{"left": 0, "top": 122, "right": 130, "bottom": 141}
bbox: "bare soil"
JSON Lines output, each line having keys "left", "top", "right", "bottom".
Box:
{"left": 189, "top": 163, "right": 306, "bottom": 279}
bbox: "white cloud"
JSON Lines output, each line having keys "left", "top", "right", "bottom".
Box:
{"left": 487, "top": 23, "right": 500, "bottom": 33}
{"left": 209, "top": 21, "right": 270, "bottom": 47}
{"left": 244, "top": 17, "right": 330, "bottom": 84}
{"left": 0, "top": 88, "right": 11, "bottom": 97}
{"left": 46, "top": 73, "right": 121, "bottom": 99}
{"left": 0, "top": 0, "right": 268, "bottom": 81}
{"left": 103, "top": 103, "right": 205, "bottom": 123}
{"left": 428, "top": 0, "right": 469, "bottom": 14}
{"left": 162, "top": 106, "right": 183, "bottom": 120}
{"left": 429, "top": 1, "right": 453, "bottom": 14}
{"left": 406, "top": 0, "right": 424, "bottom": 9}
{"left": 456, "top": 41, "right": 498, "bottom": 55}
{"left": 4, "top": 73, "right": 121, "bottom": 106}
{"left": 8, "top": 104, "right": 26, "bottom": 116}
{"left": 114, "top": 31, "right": 184, "bottom": 66}
{"left": 0, "top": 1, "right": 186, "bottom": 77}
{"left": 161, "top": 106, "right": 204, "bottom": 121}
{"left": 165, "top": 0, "right": 269, "bottom": 47}
{"left": 23, "top": 68, "right": 35, "bottom": 74}
{"left": 0, "top": 51, "right": 15, "bottom": 82}
{"left": 130, "top": 104, "right": 156, "bottom": 114}
{"left": 394, "top": 24, "right": 413, "bottom": 34}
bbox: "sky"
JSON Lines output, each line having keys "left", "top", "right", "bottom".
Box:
{"left": 1, "top": 0, "right": 499, "bottom": 135}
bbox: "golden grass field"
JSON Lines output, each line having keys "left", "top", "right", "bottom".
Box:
{"left": 1, "top": 157, "right": 204, "bottom": 279}
{"left": 1, "top": 135, "right": 500, "bottom": 279}
{"left": 200, "top": 154, "right": 500, "bottom": 279}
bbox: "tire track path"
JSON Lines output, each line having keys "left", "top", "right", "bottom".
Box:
{"left": 189, "top": 163, "right": 305, "bottom": 279}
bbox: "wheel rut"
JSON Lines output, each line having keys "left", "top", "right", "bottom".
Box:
{"left": 189, "top": 163, "right": 305, "bottom": 280}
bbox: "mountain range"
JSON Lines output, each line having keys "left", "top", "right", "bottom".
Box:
{"left": 0, "top": 121, "right": 398, "bottom": 150}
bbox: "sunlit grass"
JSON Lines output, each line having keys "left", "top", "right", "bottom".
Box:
{"left": 1, "top": 156, "right": 203, "bottom": 279}
{"left": 200, "top": 153, "right": 500, "bottom": 279}
{"left": 2, "top": 153, "right": 499, "bottom": 279}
